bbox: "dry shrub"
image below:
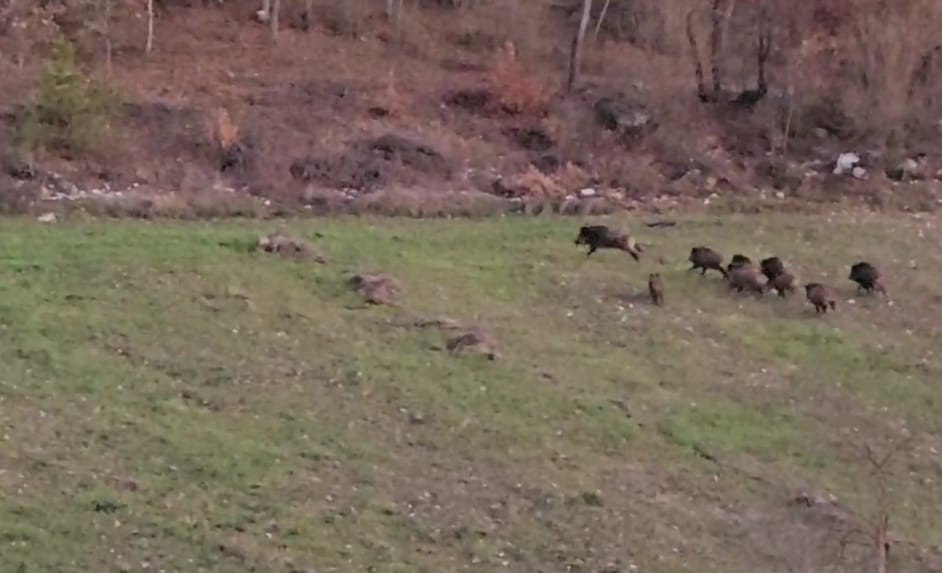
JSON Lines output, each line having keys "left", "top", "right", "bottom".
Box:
{"left": 371, "top": 68, "right": 411, "bottom": 118}
{"left": 500, "top": 165, "right": 564, "bottom": 200}
{"left": 556, "top": 161, "right": 593, "bottom": 191}
{"left": 76, "top": 190, "right": 269, "bottom": 219}
{"left": 595, "top": 152, "right": 666, "bottom": 196}
{"left": 775, "top": 0, "right": 942, "bottom": 147}
{"left": 211, "top": 108, "right": 239, "bottom": 152}
{"left": 498, "top": 161, "right": 593, "bottom": 202}
{"left": 349, "top": 188, "right": 510, "bottom": 217}
{"left": 595, "top": 0, "right": 691, "bottom": 55}
{"left": 0, "top": 180, "right": 41, "bottom": 214}
{"left": 847, "top": 0, "right": 942, "bottom": 129}
{"left": 206, "top": 108, "right": 252, "bottom": 173}
{"left": 489, "top": 42, "right": 552, "bottom": 116}
{"left": 315, "top": 0, "right": 375, "bottom": 37}
{"left": 442, "top": 0, "right": 550, "bottom": 60}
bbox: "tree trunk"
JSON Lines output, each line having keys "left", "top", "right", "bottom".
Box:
{"left": 566, "top": 0, "right": 593, "bottom": 93}
{"left": 875, "top": 513, "right": 889, "bottom": 573}
{"left": 145, "top": 0, "right": 155, "bottom": 54}
{"left": 396, "top": 0, "right": 404, "bottom": 38}
{"left": 686, "top": 9, "right": 710, "bottom": 102}
{"left": 102, "top": 0, "right": 112, "bottom": 74}
{"left": 302, "top": 0, "right": 312, "bottom": 31}
{"left": 756, "top": 1, "right": 770, "bottom": 94}
{"left": 709, "top": 0, "right": 723, "bottom": 97}
{"left": 270, "top": 0, "right": 280, "bottom": 39}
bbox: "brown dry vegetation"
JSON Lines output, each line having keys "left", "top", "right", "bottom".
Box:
{"left": 2, "top": 0, "right": 942, "bottom": 214}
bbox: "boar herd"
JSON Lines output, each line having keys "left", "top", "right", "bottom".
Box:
{"left": 574, "top": 225, "right": 887, "bottom": 314}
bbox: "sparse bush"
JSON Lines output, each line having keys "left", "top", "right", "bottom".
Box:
{"left": 488, "top": 42, "right": 552, "bottom": 116}
{"left": 317, "top": 0, "right": 374, "bottom": 37}
{"left": 0, "top": 181, "right": 41, "bottom": 215}
{"left": 790, "top": 97, "right": 856, "bottom": 140}
{"left": 17, "top": 38, "right": 119, "bottom": 156}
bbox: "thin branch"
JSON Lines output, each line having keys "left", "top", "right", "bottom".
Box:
{"left": 566, "top": 0, "right": 593, "bottom": 93}
{"left": 686, "top": 9, "right": 710, "bottom": 102}
{"left": 593, "top": 0, "right": 612, "bottom": 41}
{"left": 145, "top": 0, "right": 155, "bottom": 54}
{"left": 270, "top": 0, "right": 280, "bottom": 39}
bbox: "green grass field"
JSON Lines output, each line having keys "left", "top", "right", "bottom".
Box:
{"left": 1, "top": 212, "right": 940, "bottom": 572}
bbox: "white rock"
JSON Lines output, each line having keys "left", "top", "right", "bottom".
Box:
{"left": 852, "top": 166, "right": 868, "bottom": 180}
{"left": 834, "top": 152, "right": 860, "bottom": 175}
{"left": 37, "top": 212, "right": 58, "bottom": 224}
{"left": 578, "top": 187, "right": 596, "bottom": 198}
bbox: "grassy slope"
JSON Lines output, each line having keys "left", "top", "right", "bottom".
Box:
{"left": 0, "top": 213, "right": 940, "bottom": 572}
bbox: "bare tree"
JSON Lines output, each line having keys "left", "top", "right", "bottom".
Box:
{"left": 831, "top": 441, "right": 911, "bottom": 573}
{"left": 145, "top": 0, "right": 155, "bottom": 54}
{"left": 270, "top": 0, "right": 280, "bottom": 38}
{"left": 733, "top": 1, "right": 771, "bottom": 107}
{"left": 102, "top": 0, "right": 112, "bottom": 73}
{"left": 686, "top": 0, "right": 738, "bottom": 102}
{"left": 566, "top": 0, "right": 593, "bottom": 93}
{"left": 862, "top": 444, "right": 894, "bottom": 573}
{"left": 387, "top": 0, "right": 404, "bottom": 38}
{"left": 686, "top": 9, "right": 710, "bottom": 102}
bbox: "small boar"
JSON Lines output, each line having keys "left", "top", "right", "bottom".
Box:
{"left": 256, "top": 230, "right": 327, "bottom": 263}
{"left": 760, "top": 256, "right": 786, "bottom": 281}
{"left": 765, "top": 271, "right": 796, "bottom": 297}
{"left": 727, "top": 254, "right": 753, "bottom": 273}
{"left": 805, "top": 283, "right": 837, "bottom": 313}
{"left": 574, "top": 225, "right": 642, "bottom": 261}
{"left": 648, "top": 273, "right": 664, "bottom": 306}
{"left": 447, "top": 328, "right": 500, "bottom": 360}
{"left": 849, "top": 262, "right": 886, "bottom": 296}
{"left": 688, "top": 246, "right": 727, "bottom": 278}
{"left": 728, "top": 264, "right": 765, "bottom": 295}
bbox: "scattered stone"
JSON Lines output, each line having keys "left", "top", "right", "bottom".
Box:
{"left": 37, "top": 212, "right": 58, "bottom": 224}
{"left": 349, "top": 273, "right": 401, "bottom": 305}
{"left": 446, "top": 327, "right": 500, "bottom": 360}
{"left": 833, "top": 152, "right": 860, "bottom": 175}
{"left": 852, "top": 166, "right": 868, "bottom": 180}
{"left": 578, "top": 187, "right": 596, "bottom": 198}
